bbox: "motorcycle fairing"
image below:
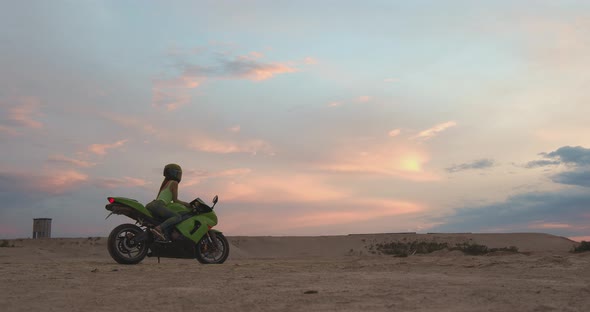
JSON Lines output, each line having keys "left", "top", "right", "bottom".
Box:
{"left": 105, "top": 197, "right": 156, "bottom": 224}
{"left": 176, "top": 213, "right": 219, "bottom": 244}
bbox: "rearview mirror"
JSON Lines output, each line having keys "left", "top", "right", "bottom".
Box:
{"left": 212, "top": 195, "right": 218, "bottom": 204}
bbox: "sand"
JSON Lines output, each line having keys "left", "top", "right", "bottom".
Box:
{"left": 0, "top": 233, "right": 589, "bottom": 311}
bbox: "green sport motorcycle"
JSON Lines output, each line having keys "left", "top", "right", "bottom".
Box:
{"left": 105, "top": 195, "right": 230, "bottom": 265}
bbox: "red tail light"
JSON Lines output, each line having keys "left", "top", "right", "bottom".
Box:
{"left": 108, "top": 197, "right": 115, "bottom": 204}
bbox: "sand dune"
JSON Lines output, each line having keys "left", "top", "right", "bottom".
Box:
{"left": 0, "top": 233, "right": 588, "bottom": 311}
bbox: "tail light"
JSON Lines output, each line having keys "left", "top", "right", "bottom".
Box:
{"left": 108, "top": 197, "right": 115, "bottom": 204}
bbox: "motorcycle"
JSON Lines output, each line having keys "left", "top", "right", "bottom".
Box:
{"left": 104, "top": 195, "right": 230, "bottom": 265}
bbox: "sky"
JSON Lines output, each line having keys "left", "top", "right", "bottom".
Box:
{"left": 1, "top": 1, "right": 589, "bottom": 241}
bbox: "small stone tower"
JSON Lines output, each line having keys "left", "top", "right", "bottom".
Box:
{"left": 32, "top": 218, "right": 52, "bottom": 239}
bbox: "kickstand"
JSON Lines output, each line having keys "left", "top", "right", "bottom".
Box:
{"left": 158, "top": 257, "right": 160, "bottom": 264}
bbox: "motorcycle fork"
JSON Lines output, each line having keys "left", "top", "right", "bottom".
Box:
{"left": 205, "top": 230, "right": 218, "bottom": 251}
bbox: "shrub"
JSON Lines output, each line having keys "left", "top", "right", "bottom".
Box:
{"left": 0, "top": 240, "right": 12, "bottom": 248}
{"left": 572, "top": 241, "right": 590, "bottom": 253}
{"left": 451, "top": 243, "right": 519, "bottom": 255}
{"left": 374, "top": 241, "right": 449, "bottom": 257}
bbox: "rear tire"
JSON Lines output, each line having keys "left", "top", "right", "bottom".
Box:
{"left": 195, "top": 232, "right": 230, "bottom": 264}
{"left": 108, "top": 224, "right": 149, "bottom": 265}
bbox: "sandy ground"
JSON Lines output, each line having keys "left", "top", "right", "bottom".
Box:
{"left": 1, "top": 233, "right": 589, "bottom": 312}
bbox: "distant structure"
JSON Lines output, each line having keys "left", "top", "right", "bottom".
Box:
{"left": 32, "top": 218, "right": 52, "bottom": 239}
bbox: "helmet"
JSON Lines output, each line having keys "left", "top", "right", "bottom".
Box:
{"left": 163, "top": 163, "right": 182, "bottom": 182}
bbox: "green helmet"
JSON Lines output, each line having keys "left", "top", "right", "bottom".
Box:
{"left": 163, "top": 163, "right": 182, "bottom": 182}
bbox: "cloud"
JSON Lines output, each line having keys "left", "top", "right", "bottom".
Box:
{"left": 446, "top": 159, "right": 495, "bottom": 173}
{"left": 551, "top": 170, "right": 590, "bottom": 188}
{"left": 384, "top": 78, "right": 397, "bottom": 83}
{"left": 527, "top": 146, "right": 590, "bottom": 168}
{"left": 544, "top": 146, "right": 590, "bottom": 167}
{"left": 152, "top": 50, "right": 297, "bottom": 111}
{"left": 153, "top": 76, "right": 201, "bottom": 89}
{"left": 527, "top": 221, "right": 572, "bottom": 229}
{"left": 221, "top": 56, "right": 297, "bottom": 81}
{"left": 286, "top": 199, "right": 423, "bottom": 227}
{"left": 388, "top": 129, "right": 401, "bottom": 137}
{"left": 0, "top": 125, "right": 19, "bottom": 136}
{"left": 152, "top": 89, "right": 192, "bottom": 111}
{"left": 411, "top": 121, "right": 457, "bottom": 141}
{"left": 228, "top": 125, "right": 241, "bottom": 133}
{"left": 524, "top": 160, "right": 561, "bottom": 168}
{"left": 88, "top": 139, "right": 128, "bottom": 155}
{"left": 316, "top": 145, "right": 439, "bottom": 181}
{"left": 220, "top": 174, "right": 348, "bottom": 203}
{"left": 182, "top": 168, "right": 252, "bottom": 187}
{"left": 103, "top": 115, "right": 158, "bottom": 135}
{"left": 104, "top": 113, "right": 273, "bottom": 155}
{"left": 187, "top": 137, "right": 273, "bottom": 155}
{"left": 175, "top": 52, "right": 297, "bottom": 82}
{"left": 0, "top": 169, "right": 89, "bottom": 197}
{"left": 429, "top": 189, "right": 590, "bottom": 237}
{"left": 47, "top": 155, "right": 97, "bottom": 168}
{"left": 218, "top": 197, "right": 425, "bottom": 235}
{"left": 8, "top": 97, "right": 43, "bottom": 129}
{"left": 357, "top": 96, "right": 371, "bottom": 103}
{"left": 328, "top": 101, "right": 342, "bottom": 107}
{"left": 304, "top": 57, "right": 318, "bottom": 65}
{"left": 524, "top": 146, "right": 590, "bottom": 188}
{"left": 93, "top": 177, "right": 150, "bottom": 189}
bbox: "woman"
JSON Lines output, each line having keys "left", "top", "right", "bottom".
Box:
{"left": 146, "top": 163, "right": 190, "bottom": 241}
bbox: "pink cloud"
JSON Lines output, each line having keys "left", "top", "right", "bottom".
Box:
{"left": 7, "top": 97, "right": 43, "bottom": 129}
{"left": 291, "top": 200, "right": 423, "bottom": 227}
{"left": 47, "top": 155, "right": 97, "bottom": 168}
{"left": 0, "top": 125, "right": 19, "bottom": 136}
{"left": 152, "top": 89, "right": 191, "bottom": 111}
{"left": 228, "top": 125, "right": 241, "bottom": 133}
{"left": 304, "top": 57, "right": 319, "bottom": 65}
{"left": 249, "top": 51, "right": 264, "bottom": 59}
{"left": 569, "top": 236, "right": 590, "bottom": 242}
{"left": 328, "top": 101, "right": 342, "bottom": 107}
{"left": 243, "top": 62, "right": 297, "bottom": 81}
{"left": 88, "top": 139, "right": 128, "bottom": 155}
{"left": 0, "top": 169, "right": 88, "bottom": 195}
{"left": 317, "top": 145, "right": 439, "bottom": 181}
{"left": 220, "top": 174, "right": 348, "bottom": 203}
{"left": 182, "top": 168, "right": 252, "bottom": 187}
{"left": 104, "top": 113, "right": 273, "bottom": 155}
{"left": 153, "top": 76, "right": 201, "bottom": 89}
{"left": 218, "top": 194, "right": 426, "bottom": 235}
{"left": 42, "top": 170, "right": 89, "bottom": 193}
{"left": 187, "top": 137, "right": 273, "bottom": 155}
{"left": 357, "top": 96, "right": 371, "bottom": 103}
{"left": 384, "top": 78, "right": 398, "bottom": 83}
{"left": 388, "top": 129, "right": 401, "bottom": 137}
{"left": 104, "top": 115, "right": 158, "bottom": 135}
{"left": 150, "top": 50, "right": 297, "bottom": 110}
{"left": 94, "top": 176, "right": 150, "bottom": 189}
{"left": 411, "top": 121, "right": 457, "bottom": 141}
{"left": 528, "top": 221, "right": 572, "bottom": 229}
{"left": 0, "top": 225, "right": 19, "bottom": 236}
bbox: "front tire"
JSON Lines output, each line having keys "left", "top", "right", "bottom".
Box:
{"left": 195, "top": 232, "right": 230, "bottom": 264}
{"left": 108, "top": 224, "right": 149, "bottom": 265}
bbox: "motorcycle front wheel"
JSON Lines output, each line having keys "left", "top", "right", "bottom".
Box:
{"left": 107, "top": 223, "right": 149, "bottom": 265}
{"left": 195, "top": 232, "right": 230, "bottom": 264}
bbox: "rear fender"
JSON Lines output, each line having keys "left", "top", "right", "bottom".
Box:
{"left": 106, "top": 197, "right": 153, "bottom": 218}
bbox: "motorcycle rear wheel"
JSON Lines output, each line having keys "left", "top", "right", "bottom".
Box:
{"left": 195, "top": 232, "right": 230, "bottom": 264}
{"left": 108, "top": 223, "right": 149, "bottom": 265}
